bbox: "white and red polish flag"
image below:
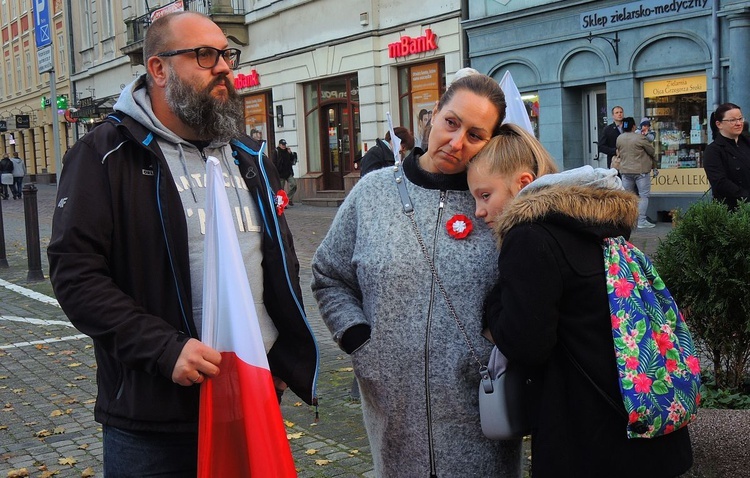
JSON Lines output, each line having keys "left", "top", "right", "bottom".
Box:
{"left": 198, "top": 156, "right": 297, "bottom": 477}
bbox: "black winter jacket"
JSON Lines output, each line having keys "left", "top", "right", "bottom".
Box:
{"left": 703, "top": 133, "right": 750, "bottom": 210}
{"left": 48, "top": 114, "right": 318, "bottom": 433}
{"left": 0, "top": 157, "right": 12, "bottom": 174}
{"left": 359, "top": 138, "right": 395, "bottom": 176}
{"left": 598, "top": 122, "right": 621, "bottom": 168}
{"left": 273, "top": 147, "right": 295, "bottom": 180}
{"left": 487, "top": 185, "right": 693, "bottom": 478}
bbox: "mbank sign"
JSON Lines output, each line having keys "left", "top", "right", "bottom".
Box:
{"left": 388, "top": 29, "right": 438, "bottom": 59}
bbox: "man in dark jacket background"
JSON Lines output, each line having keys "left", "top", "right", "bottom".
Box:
{"left": 47, "top": 12, "right": 317, "bottom": 477}
{"left": 358, "top": 126, "right": 414, "bottom": 176}
{"left": 598, "top": 105, "right": 625, "bottom": 168}
{"left": 273, "top": 138, "right": 297, "bottom": 205}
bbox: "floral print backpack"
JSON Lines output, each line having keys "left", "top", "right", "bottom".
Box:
{"left": 603, "top": 236, "right": 701, "bottom": 438}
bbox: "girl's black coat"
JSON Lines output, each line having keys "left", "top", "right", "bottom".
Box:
{"left": 487, "top": 185, "right": 693, "bottom": 477}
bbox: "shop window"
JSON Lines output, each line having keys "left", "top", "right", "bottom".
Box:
{"left": 398, "top": 61, "right": 445, "bottom": 151}
{"left": 644, "top": 75, "right": 707, "bottom": 169}
{"left": 643, "top": 75, "right": 710, "bottom": 194}
{"left": 243, "top": 92, "right": 272, "bottom": 145}
{"left": 521, "top": 92, "right": 540, "bottom": 138}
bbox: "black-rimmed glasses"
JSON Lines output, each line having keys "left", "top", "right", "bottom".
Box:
{"left": 156, "top": 47, "right": 241, "bottom": 70}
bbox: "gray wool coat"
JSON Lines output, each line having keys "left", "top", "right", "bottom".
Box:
{"left": 312, "top": 153, "right": 522, "bottom": 477}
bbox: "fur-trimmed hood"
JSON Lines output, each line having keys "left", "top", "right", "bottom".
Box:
{"left": 494, "top": 184, "right": 639, "bottom": 247}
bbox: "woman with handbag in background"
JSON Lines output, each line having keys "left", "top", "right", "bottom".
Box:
{"left": 468, "top": 127, "right": 693, "bottom": 477}
{"left": 312, "top": 74, "right": 522, "bottom": 477}
{"left": 0, "top": 153, "right": 14, "bottom": 200}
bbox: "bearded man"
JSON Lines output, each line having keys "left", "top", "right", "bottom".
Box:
{"left": 47, "top": 12, "right": 317, "bottom": 477}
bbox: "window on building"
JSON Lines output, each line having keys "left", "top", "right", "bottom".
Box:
{"left": 57, "top": 32, "right": 66, "bottom": 76}
{"left": 521, "top": 92, "right": 540, "bottom": 138}
{"left": 10, "top": 0, "right": 16, "bottom": 19}
{"left": 643, "top": 74, "right": 710, "bottom": 195}
{"left": 80, "top": 0, "right": 93, "bottom": 49}
{"left": 5, "top": 60, "right": 11, "bottom": 94}
{"left": 15, "top": 54, "right": 22, "bottom": 92}
{"left": 25, "top": 51, "right": 31, "bottom": 85}
{"left": 101, "top": 0, "right": 114, "bottom": 39}
{"left": 398, "top": 61, "right": 445, "bottom": 151}
{"left": 643, "top": 75, "right": 708, "bottom": 170}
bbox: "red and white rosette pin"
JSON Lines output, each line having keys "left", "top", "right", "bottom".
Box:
{"left": 446, "top": 214, "right": 473, "bottom": 240}
{"left": 275, "top": 190, "right": 289, "bottom": 216}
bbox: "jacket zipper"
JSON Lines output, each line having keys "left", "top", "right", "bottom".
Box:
{"left": 425, "top": 190, "right": 447, "bottom": 478}
{"left": 231, "top": 139, "right": 320, "bottom": 406}
{"left": 154, "top": 159, "right": 193, "bottom": 338}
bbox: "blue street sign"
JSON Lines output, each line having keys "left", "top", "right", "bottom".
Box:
{"left": 34, "top": 0, "right": 52, "bottom": 49}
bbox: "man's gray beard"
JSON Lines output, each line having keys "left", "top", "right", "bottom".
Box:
{"left": 165, "top": 68, "right": 244, "bottom": 143}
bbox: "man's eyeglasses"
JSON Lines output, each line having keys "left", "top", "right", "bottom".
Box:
{"left": 720, "top": 117, "right": 745, "bottom": 124}
{"left": 156, "top": 47, "right": 241, "bottom": 70}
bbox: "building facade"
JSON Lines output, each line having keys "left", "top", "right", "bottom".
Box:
{"left": 235, "top": 0, "right": 464, "bottom": 199}
{"left": 465, "top": 0, "right": 750, "bottom": 217}
{"left": 66, "top": 0, "right": 142, "bottom": 136}
{"left": 0, "top": 0, "right": 71, "bottom": 183}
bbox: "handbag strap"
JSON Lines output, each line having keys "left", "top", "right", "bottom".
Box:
{"left": 393, "top": 164, "right": 485, "bottom": 371}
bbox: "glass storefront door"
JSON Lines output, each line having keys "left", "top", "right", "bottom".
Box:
{"left": 304, "top": 75, "right": 360, "bottom": 190}
{"left": 322, "top": 105, "right": 344, "bottom": 190}
{"left": 584, "top": 88, "right": 608, "bottom": 167}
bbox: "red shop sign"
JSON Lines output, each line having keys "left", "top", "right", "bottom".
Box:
{"left": 388, "top": 29, "right": 438, "bottom": 59}
{"left": 234, "top": 69, "right": 261, "bottom": 90}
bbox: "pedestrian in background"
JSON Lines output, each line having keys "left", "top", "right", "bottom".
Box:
{"left": 0, "top": 153, "right": 12, "bottom": 199}
{"left": 358, "top": 126, "right": 414, "bottom": 176}
{"left": 10, "top": 151, "right": 26, "bottom": 199}
{"left": 250, "top": 127, "right": 263, "bottom": 143}
{"left": 617, "top": 116, "right": 658, "bottom": 228}
{"left": 598, "top": 105, "right": 625, "bottom": 168}
{"left": 639, "top": 117, "right": 655, "bottom": 142}
{"left": 312, "top": 73, "right": 522, "bottom": 477}
{"left": 704, "top": 102, "right": 750, "bottom": 210}
{"left": 468, "top": 129, "right": 694, "bottom": 477}
{"left": 273, "top": 138, "right": 297, "bottom": 205}
{"left": 48, "top": 12, "right": 317, "bottom": 477}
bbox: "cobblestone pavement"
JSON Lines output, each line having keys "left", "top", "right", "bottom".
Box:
{"left": 0, "top": 183, "right": 676, "bottom": 477}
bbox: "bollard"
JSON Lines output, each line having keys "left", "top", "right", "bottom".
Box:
{"left": 23, "top": 184, "right": 44, "bottom": 281}
{"left": 0, "top": 194, "right": 7, "bottom": 268}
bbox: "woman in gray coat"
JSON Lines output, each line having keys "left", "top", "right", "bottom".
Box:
{"left": 312, "top": 74, "right": 522, "bottom": 477}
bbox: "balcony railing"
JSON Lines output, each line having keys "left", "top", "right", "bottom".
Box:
{"left": 122, "top": 0, "right": 246, "bottom": 65}
{"left": 185, "top": 0, "right": 244, "bottom": 16}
